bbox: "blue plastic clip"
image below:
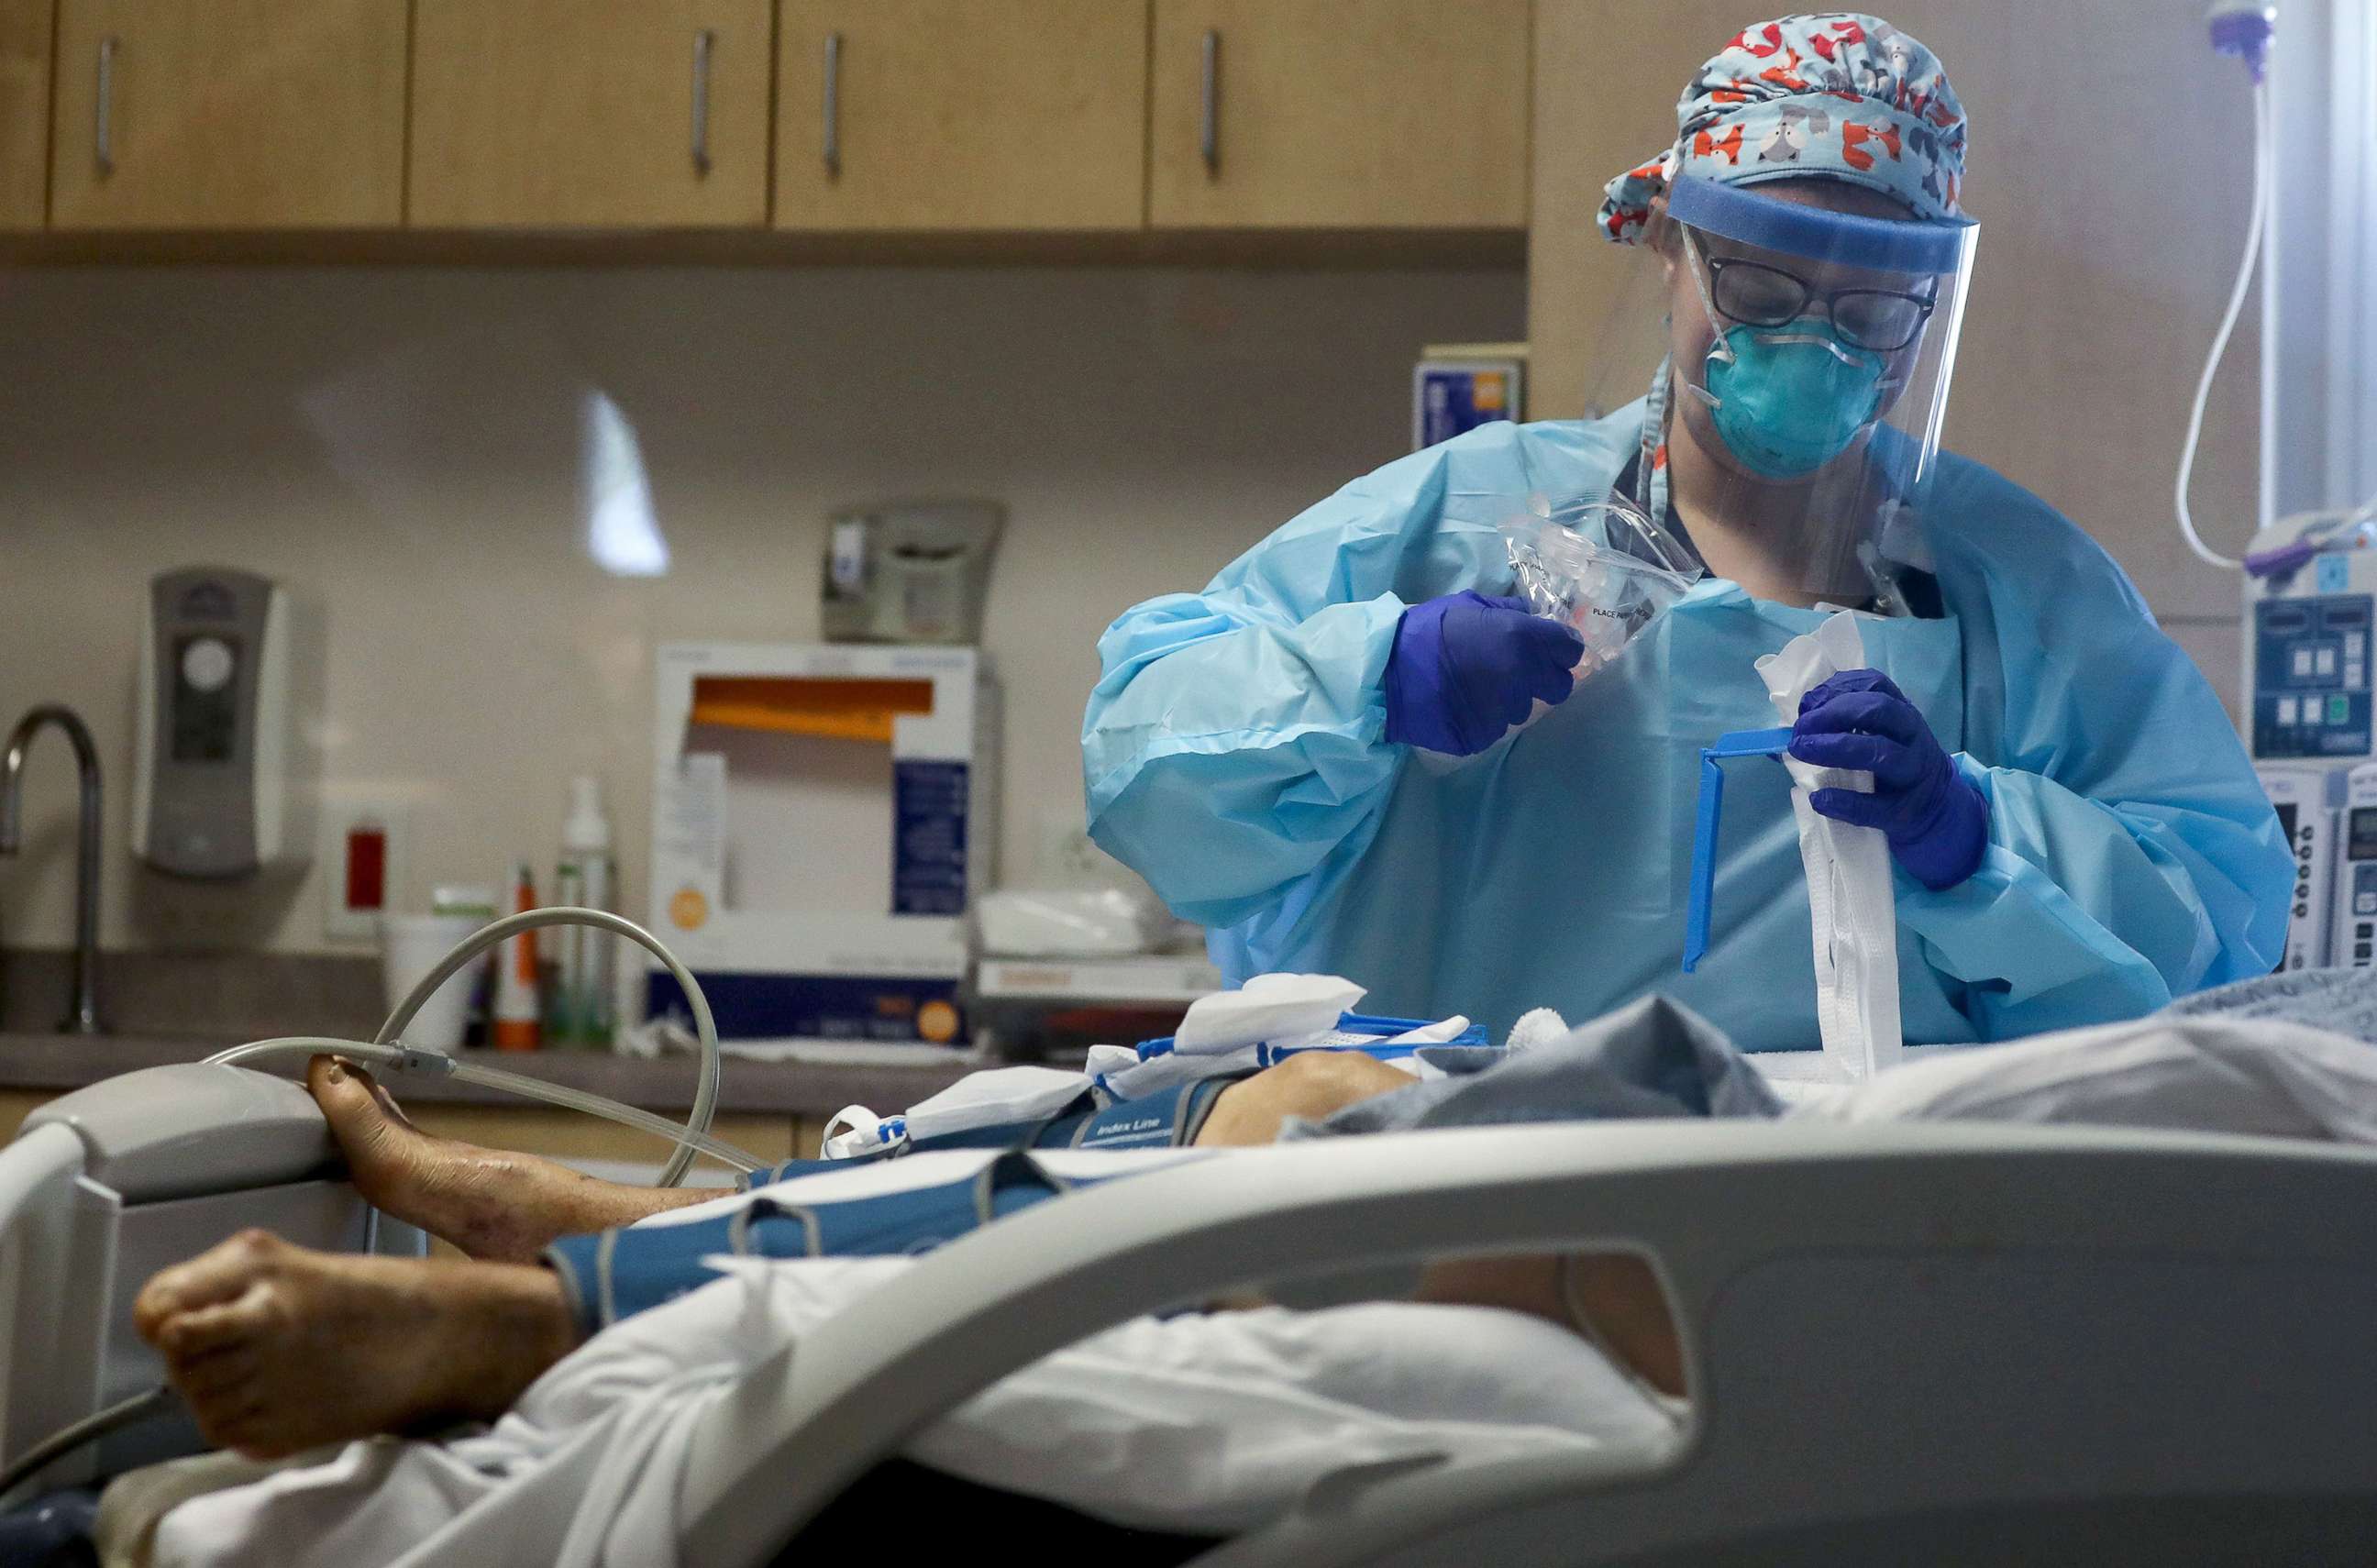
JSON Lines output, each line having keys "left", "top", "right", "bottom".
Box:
{"left": 1683, "top": 726, "right": 1795, "bottom": 973}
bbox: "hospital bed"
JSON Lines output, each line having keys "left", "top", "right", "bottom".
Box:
{"left": 9, "top": 1063, "right": 2375, "bottom": 1564}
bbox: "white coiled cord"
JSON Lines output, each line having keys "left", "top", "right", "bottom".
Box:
{"left": 205, "top": 907, "right": 763, "bottom": 1186}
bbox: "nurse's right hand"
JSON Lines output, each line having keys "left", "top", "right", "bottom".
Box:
{"left": 1383, "top": 591, "right": 1585, "bottom": 756}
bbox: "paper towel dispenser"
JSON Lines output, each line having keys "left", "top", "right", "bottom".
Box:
{"left": 822, "top": 501, "right": 1002, "bottom": 646}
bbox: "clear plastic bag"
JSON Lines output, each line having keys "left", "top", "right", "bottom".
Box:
{"left": 1501, "top": 495, "right": 1703, "bottom": 681}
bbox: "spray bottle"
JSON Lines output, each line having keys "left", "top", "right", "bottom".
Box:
{"left": 553, "top": 777, "right": 616, "bottom": 1049}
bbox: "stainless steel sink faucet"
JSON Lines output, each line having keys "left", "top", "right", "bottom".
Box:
{"left": 0, "top": 705, "right": 105, "bottom": 1034}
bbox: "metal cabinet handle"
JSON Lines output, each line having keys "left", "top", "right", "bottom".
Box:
{"left": 95, "top": 36, "right": 117, "bottom": 177}
{"left": 1200, "top": 28, "right": 1219, "bottom": 175}
{"left": 824, "top": 31, "right": 843, "bottom": 178}
{"left": 691, "top": 28, "right": 715, "bottom": 176}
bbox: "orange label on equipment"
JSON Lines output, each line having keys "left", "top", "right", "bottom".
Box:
{"left": 669, "top": 888, "right": 710, "bottom": 930}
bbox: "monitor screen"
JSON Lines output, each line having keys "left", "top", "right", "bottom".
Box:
{"left": 2350, "top": 805, "right": 2377, "bottom": 863}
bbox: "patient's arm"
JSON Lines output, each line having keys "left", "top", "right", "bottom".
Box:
{"left": 1193, "top": 1051, "right": 1416, "bottom": 1146}
{"left": 307, "top": 1056, "right": 716, "bottom": 1261}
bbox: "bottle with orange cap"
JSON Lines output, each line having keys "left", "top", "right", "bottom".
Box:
{"left": 492, "top": 861, "right": 542, "bottom": 1052}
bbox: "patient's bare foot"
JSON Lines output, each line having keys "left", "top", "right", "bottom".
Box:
{"left": 307, "top": 1056, "right": 706, "bottom": 1262}
{"left": 136, "top": 1231, "right": 576, "bottom": 1460}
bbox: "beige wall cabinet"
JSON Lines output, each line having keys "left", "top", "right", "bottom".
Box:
{"left": 410, "top": 0, "right": 772, "bottom": 229}
{"left": 776, "top": 1, "right": 1148, "bottom": 232}
{"left": 20, "top": 0, "right": 1533, "bottom": 243}
{"left": 49, "top": 0, "right": 406, "bottom": 229}
{"left": 0, "top": 0, "right": 51, "bottom": 229}
{"left": 1149, "top": 0, "right": 1530, "bottom": 230}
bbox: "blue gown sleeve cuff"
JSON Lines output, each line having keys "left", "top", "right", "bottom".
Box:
{"left": 543, "top": 1232, "right": 606, "bottom": 1340}
{"left": 1891, "top": 757, "right": 2176, "bottom": 1034}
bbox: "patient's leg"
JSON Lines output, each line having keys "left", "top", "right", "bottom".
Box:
{"left": 1413, "top": 1253, "right": 1684, "bottom": 1398}
{"left": 306, "top": 1056, "right": 713, "bottom": 1262}
{"left": 136, "top": 1231, "right": 577, "bottom": 1460}
{"left": 1191, "top": 1056, "right": 1685, "bottom": 1394}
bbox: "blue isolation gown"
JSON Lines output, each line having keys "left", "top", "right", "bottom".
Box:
{"left": 1080, "top": 404, "right": 2289, "bottom": 1050}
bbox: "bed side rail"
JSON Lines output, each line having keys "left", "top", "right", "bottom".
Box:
{"left": 677, "top": 1120, "right": 2377, "bottom": 1565}
{"left": 0, "top": 1125, "right": 92, "bottom": 1478}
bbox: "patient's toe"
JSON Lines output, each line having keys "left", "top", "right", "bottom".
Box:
{"left": 154, "top": 1297, "right": 268, "bottom": 1362}
{"left": 136, "top": 1229, "right": 282, "bottom": 1336}
{"left": 307, "top": 1057, "right": 426, "bottom": 1187}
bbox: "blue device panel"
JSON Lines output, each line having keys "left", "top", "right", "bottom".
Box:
{"left": 2344, "top": 806, "right": 2377, "bottom": 966}
{"left": 2254, "top": 594, "right": 2374, "bottom": 760}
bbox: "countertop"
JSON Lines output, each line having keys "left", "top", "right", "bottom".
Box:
{"left": 0, "top": 1031, "right": 977, "bottom": 1120}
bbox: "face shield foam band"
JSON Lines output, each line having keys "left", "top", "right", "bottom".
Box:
{"left": 1665, "top": 173, "right": 1973, "bottom": 273}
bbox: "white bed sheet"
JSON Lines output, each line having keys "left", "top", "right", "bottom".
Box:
{"left": 1794, "top": 1013, "right": 2377, "bottom": 1139}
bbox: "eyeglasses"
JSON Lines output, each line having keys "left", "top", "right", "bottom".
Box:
{"left": 1702, "top": 254, "right": 1938, "bottom": 354}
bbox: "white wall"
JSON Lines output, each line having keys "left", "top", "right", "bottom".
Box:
{"left": 0, "top": 263, "right": 1524, "bottom": 953}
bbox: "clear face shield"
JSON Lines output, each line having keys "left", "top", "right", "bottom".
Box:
{"left": 1660, "top": 174, "right": 1976, "bottom": 612}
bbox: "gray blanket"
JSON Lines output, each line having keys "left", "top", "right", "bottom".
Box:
{"left": 1290, "top": 994, "right": 1783, "bottom": 1139}
{"left": 2157, "top": 965, "right": 2377, "bottom": 1036}
{"left": 1292, "top": 968, "right": 2377, "bottom": 1141}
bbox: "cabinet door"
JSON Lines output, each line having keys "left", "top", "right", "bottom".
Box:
{"left": 1150, "top": 0, "right": 1529, "bottom": 229}
{"left": 50, "top": 0, "right": 405, "bottom": 229}
{"left": 0, "top": 0, "right": 50, "bottom": 229}
{"left": 776, "top": 0, "right": 1147, "bottom": 231}
{"left": 411, "top": 0, "right": 771, "bottom": 229}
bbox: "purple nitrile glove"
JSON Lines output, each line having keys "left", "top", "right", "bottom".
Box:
{"left": 1382, "top": 591, "right": 1585, "bottom": 757}
{"left": 1789, "top": 668, "right": 1988, "bottom": 890}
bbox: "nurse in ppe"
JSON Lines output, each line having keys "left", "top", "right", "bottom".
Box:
{"left": 1081, "top": 13, "right": 2288, "bottom": 1048}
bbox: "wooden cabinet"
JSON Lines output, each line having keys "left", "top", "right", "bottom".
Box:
{"left": 1149, "top": 0, "right": 1530, "bottom": 230}
{"left": 0, "top": 0, "right": 50, "bottom": 229}
{"left": 9, "top": 0, "right": 1533, "bottom": 248}
{"left": 49, "top": 0, "right": 406, "bottom": 229}
{"left": 775, "top": 1, "right": 1148, "bottom": 232}
{"left": 410, "top": 0, "right": 772, "bottom": 229}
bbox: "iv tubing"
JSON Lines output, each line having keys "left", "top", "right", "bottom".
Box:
{"left": 2174, "top": 80, "right": 2272, "bottom": 571}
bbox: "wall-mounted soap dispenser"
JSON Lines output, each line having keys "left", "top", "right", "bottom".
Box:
{"left": 131, "top": 568, "right": 321, "bottom": 879}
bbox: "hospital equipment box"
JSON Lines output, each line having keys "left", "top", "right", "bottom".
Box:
{"left": 1412, "top": 342, "right": 1527, "bottom": 451}
{"left": 646, "top": 642, "right": 997, "bottom": 1048}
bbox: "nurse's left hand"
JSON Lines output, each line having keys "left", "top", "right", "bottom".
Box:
{"left": 1789, "top": 668, "right": 1988, "bottom": 890}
